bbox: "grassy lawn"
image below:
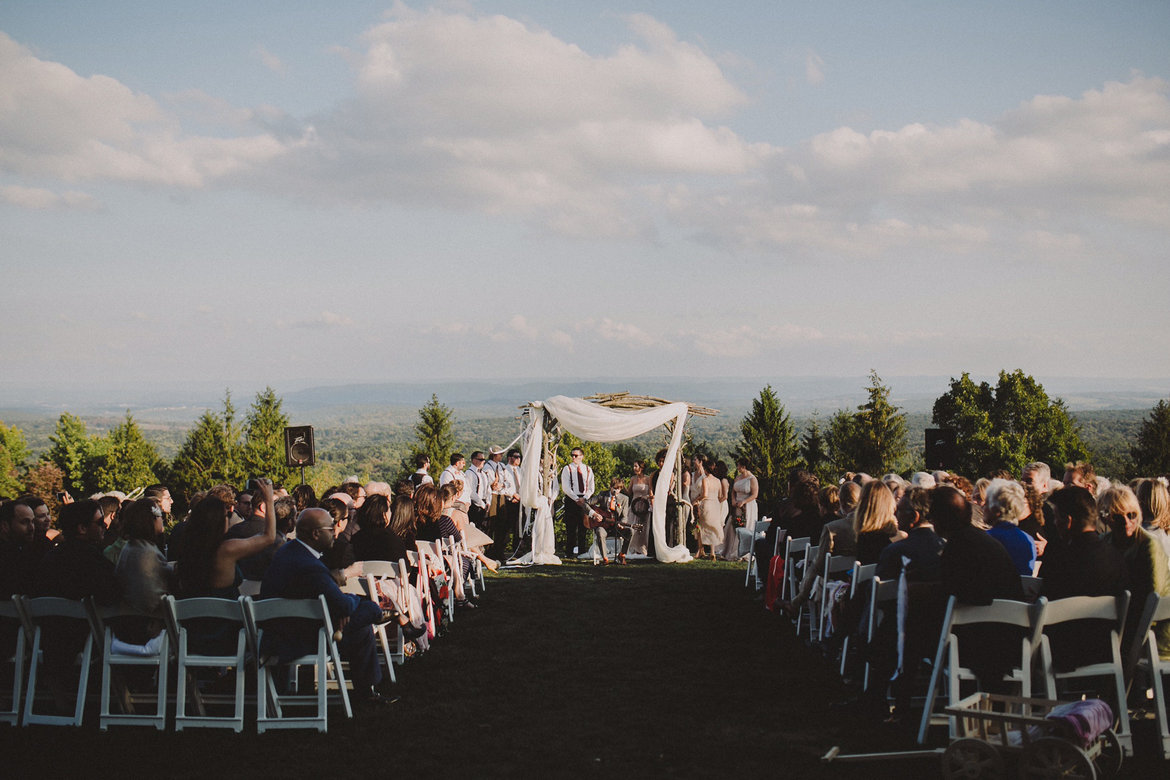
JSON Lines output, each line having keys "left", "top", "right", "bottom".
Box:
{"left": 7, "top": 560, "right": 1167, "bottom": 777}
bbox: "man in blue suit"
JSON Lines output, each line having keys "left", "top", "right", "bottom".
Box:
{"left": 260, "top": 507, "right": 395, "bottom": 708}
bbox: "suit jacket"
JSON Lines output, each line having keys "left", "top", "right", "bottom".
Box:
{"left": 593, "top": 491, "right": 630, "bottom": 525}
{"left": 259, "top": 539, "right": 363, "bottom": 660}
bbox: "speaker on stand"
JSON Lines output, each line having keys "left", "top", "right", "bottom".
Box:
{"left": 284, "top": 425, "right": 315, "bottom": 485}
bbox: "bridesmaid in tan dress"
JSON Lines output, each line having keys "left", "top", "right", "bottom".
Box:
{"left": 627, "top": 460, "right": 653, "bottom": 555}
{"left": 691, "top": 456, "right": 723, "bottom": 560}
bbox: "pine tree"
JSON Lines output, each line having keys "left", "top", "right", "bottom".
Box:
{"left": 413, "top": 394, "right": 457, "bottom": 480}
{"left": 733, "top": 385, "right": 799, "bottom": 514}
{"left": 825, "top": 408, "right": 863, "bottom": 475}
{"left": 0, "top": 420, "right": 29, "bottom": 497}
{"left": 172, "top": 391, "right": 246, "bottom": 498}
{"left": 853, "top": 370, "right": 909, "bottom": 474}
{"left": 241, "top": 387, "right": 293, "bottom": 485}
{"left": 45, "top": 412, "right": 91, "bottom": 495}
{"left": 95, "top": 411, "right": 160, "bottom": 491}
{"left": 801, "top": 413, "right": 831, "bottom": 484}
{"left": 1132, "top": 399, "right": 1170, "bottom": 475}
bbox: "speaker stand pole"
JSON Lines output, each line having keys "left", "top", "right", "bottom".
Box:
{"left": 300, "top": 465, "right": 306, "bottom": 486}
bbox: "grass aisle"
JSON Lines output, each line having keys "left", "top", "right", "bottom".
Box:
{"left": 22, "top": 559, "right": 1163, "bottom": 777}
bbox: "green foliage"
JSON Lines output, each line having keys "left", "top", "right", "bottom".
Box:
{"left": 45, "top": 412, "right": 91, "bottom": 494}
{"left": 1132, "top": 399, "right": 1170, "bottom": 476}
{"left": 0, "top": 420, "right": 30, "bottom": 497}
{"left": 22, "top": 462, "right": 64, "bottom": 510}
{"left": 825, "top": 408, "right": 861, "bottom": 475}
{"left": 94, "top": 411, "right": 160, "bottom": 492}
{"left": 241, "top": 387, "right": 293, "bottom": 485}
{"left": 170, "top": 391, "right": 246, "bottom": 500}
{"left": 733, "top": 385, "right": 800, "bottom": 513}
{"left": 801, "top": 413, "right": 832, "bottom": 484}
{"left": 932, "top": 370, "right": 1089, "bottom": 478}
{"left": 412, "top": 394, "right": 457, "bottom": 481}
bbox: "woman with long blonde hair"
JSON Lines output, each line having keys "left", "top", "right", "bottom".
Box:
{"left": 852, "top": 480, "right": 901, "bottom": 564}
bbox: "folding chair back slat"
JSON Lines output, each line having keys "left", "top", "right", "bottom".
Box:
{"left": 167, "top": 595, "right": 249, "bottom": 732}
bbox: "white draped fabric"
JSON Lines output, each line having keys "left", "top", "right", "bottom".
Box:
{"left": 518, "top": 395, "right": 692, "bottom": 564}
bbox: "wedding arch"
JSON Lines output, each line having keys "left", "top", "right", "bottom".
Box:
{"left": 514, "top": 393, "right": 718, "bottom": 565}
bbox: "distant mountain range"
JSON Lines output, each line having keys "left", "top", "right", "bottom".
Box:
{"left": 2, "top": 375, "right": 1167, "bottom": 424}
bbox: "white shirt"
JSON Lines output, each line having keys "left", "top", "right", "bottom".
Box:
{"left": 466, "top": 465, "right": 489, "bottom": 508}
{"left": 414, "top": 468, "right": 434, "bottom": 485}
{"left": 440, "top": 464, "right": 472, "bottom": 504}
{"left": 499, "top": 463, "right": 520, "bottom": 498}
{"left": 561, "top": 461, "right": 595, "bottom": 501}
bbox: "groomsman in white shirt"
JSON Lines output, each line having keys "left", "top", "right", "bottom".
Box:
{"left": 560, "top": 447, "right": 594, "bottom": 557}
{"left": 465, "top": 451, "right": 491, "bottom": 537}
{"left": 439, "top": 453, "right": 472, "bottom": 505}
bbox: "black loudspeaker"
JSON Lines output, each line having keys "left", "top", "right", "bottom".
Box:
{"left": 284, "top": 425, "right": 315, "bottom": 467}
{"left": 924, "top": 428, "right": 956, "bottom": 470}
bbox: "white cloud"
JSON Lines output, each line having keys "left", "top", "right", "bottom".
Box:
{"left": 0, "top": 184, "right": 99, "bottom": 210}
{"left": 805, "top": 50, "right": 825, "bottom": 86}
{"left": 577, "top": 318, "right": 661, "bottom": 349}
{"left": 253, "top": 44, "right": 286, "bottom": 75}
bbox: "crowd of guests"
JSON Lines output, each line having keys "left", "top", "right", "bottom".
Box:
{"left": 0, "top": 462, "right": 509, "bottom": 715}
{"left": 750, "top": 461, "right": 1170, "bottom": 724}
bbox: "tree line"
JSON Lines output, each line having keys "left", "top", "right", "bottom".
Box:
{"left": 2, "top": 372, "right": 1169, "bottom": 517}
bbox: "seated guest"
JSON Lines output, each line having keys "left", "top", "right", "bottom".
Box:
{"left": 591, "top": 477, "right": 632, "bottom": 565}
{"left": 176, "top": 480, "right": 276, "bottom": 598}
{"left": 1101, "top": 483, "right": 1170, "bottom": 658}
{"left": 115, "top": 497, "right": 175, "bottom": 643}
{"left": 1041, "top": 485, "right": 1125, "bottom": 672}
{"left": 291, "top": 483, "right": 317, "bottom": 514}
{"left": 225, "top": 481, "right": 284, "bottom": 580}
{"left": 1137, "top": 478, "right": 1170, "bottom": 563}
{"left": 984, "top": 479, "right": 1037, "bottom": 576}
{"left": 877, "top": 487, "right": 943, "bottom": 583}
{"left": 33, "top": 500, "right": 122, "bottom": 684}
{"left": 387, "top": 493, "right": 419, "bottom": 564}
{"left": 319, "top": 497, "right": 360, "bottom": 585}
{"left": 933, "top": 485, "right": 1024, "bottom": 691}
{"left": 16, "top": 495, "right": 56, "bottom": 557}
{"left": 853, "top": 480, "right": 902, "bottom": 565}
{"left": 274, "top": 496, "right": 297, "bottom": 538}
{"left": 787, "top": 481, "right": 861, "bottom": 614}
{"left": 260, "top": 507, "right": 394, "bottom": 708}
{"left": 0, "top": 499, "right": 38, "bottom": 597}
{"left": 351, "top": 494, "right": 396, "bottom": 562}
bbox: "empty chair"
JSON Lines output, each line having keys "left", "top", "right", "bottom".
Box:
{"left": 1037, "top": 593, "right": 1132, "bottom": 756}
{"left": 165, "top": 595, "right": 249, "bottom": 732}
{"left": 91, "top": 602, "right": 171, "bottom": 730}
{"left": 20, "top": 596, "right": 98, "bottom": 727}
{"left": 244, "top": 595, "right": 352, "bottom": 733}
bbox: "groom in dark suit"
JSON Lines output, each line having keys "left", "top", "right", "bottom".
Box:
{"left": 260, "top": 507, "right": 395, "bottom": 708}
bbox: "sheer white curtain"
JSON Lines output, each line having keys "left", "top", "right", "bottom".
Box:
{"left": 518, "top": 396, "right": 692, "bottom": 564}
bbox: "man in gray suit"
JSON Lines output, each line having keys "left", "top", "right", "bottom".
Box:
{"left": 590, "top": 477, "right": 635, "bottom": 564}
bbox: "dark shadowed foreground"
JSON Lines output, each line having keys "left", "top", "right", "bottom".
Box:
{"left": 5, "top": 560, "right": 1166, "bottom": 778}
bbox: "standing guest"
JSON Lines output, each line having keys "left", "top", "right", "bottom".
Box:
{"left": 984, "top": 479, "right": 1038, "bottom": 576}
{"left": 176, "top": 481, "right": 276, "bottom": 598}
{"left": 410, "top": 454, "right": 434, "bottom": 489}
{"left": 714, "top": 460, "right": 730, "bottom": 549}
{"left": 484, "top": 447, "right": 507, "bottom": 542}
{"left": 560, "top": 447, "right": 594, "bottom": 558}
{"left": 690, "top": 456, "right": 722, "bottom": 560}
{"left": 726, "top": 459, "right": 759, "bottom": 563}
{"left": 464, "top": 451, "right": 491, "bottom": 541}
{"left": 1101, "top": 483, "right": 1170, "bottom": 657}
{"left": 626, "top": 460, "right": 653, "bottom": 556}
{"left": 261, "top": 508, "right": 395, "bottom": 709}
{"left": 493, "top": 449, "right": 521, "bottom": 557}
{"left": 440, "top": 453, "right": 467, "bottom": 490}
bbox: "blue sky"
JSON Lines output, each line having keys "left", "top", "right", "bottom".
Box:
{"left": 2, "top": 1, "right": 1169, "bottom": 397}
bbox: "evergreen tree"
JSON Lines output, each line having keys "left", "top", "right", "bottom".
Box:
{"left": 801, "top": 413, "right": 831, "bottom": 484}
{"left": 825, "top": 408, "right": 863, "bottom": 475}
{"left": 412, "top": 394, "right": 457, "bottom": 480}
{"left": 95, "top": 411, "right": 160, "bottom": 491}
{"left": 853, "top": 370, "right": 909, "bottom": 474}
{"left": 1132, "top": 399, "right": 1170, "bottom": 475}
{"left": 733, "top": 385, "right": 799, "bottom": 514}
{"left": 0, "top": 420, "right": 29, "bottom": 497}
{"left": 172, "top": 391, "right": 246, "bottom": 498}
{"left": 932, "top": 370, "right": 1088, "bottom": 477}
{"left": 45, "top": 412, "right": 91, "bottom": 495}
{"left": 241, "top": 387, "right": 293, "bottom": 485}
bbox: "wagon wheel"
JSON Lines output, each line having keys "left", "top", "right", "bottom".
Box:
{"left": 1092, "top": 729, "right": 1123, "bottom": 778}
{"left": 942, "top": 738, "right": 1004, "bottom": 779}
{"left": 1018, "top": 737, "right": 1096, "bottom": 780}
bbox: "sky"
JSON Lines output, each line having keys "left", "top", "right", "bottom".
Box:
{"left": 2, "top": 0, "right": 1169, "bottom": 400}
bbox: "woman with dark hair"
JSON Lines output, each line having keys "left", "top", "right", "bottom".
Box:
{"left": 291, "top": 483, "right": 317, "bottom": 514}
{"left": 176, "top": 480, "right": 276, "bottom": 598}
{"left": 387, "top": 493, "right": 418, "bottom": 563}
{"left": 115, "top": 497, "right": 175, "bottom": 642}
{"left": 626, "top": 460, "right": 653, "bottom": 556}
{"left": 352, "top": 493, "right": 395, "bottom": 562}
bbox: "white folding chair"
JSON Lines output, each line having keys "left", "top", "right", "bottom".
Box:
{"left": 1037, "top": 592, "right": 1132, "bottom": 756}
{"left": 817, "top": 555, "right": 859, "bottom": 643}
{"left": 794, "top": 544, "right": 819, "bottom": 636}
{"left": 781, "top": 536, "right": 811, "bottom": 604}
{"left": 1126, "top": 592, "right": 1170, "bottom": 760}
{"left": 916, "top": 595, "right": 1048, "bottom": 744}
{"left": 417, "top": 540, "right": 456, "bottom": 620}
{"left": 859, "top": 575, "right": 900, "bottom": 691}
{"left": 0, "top": 596, "right": 29, "bottom": 725}
{"left": 1019, "top": 575, "right": 1044, "bottom": 603}
{"left": 360, "top": 560, "right": 405, "bottom": 684}
{"left": 20, "top": 596, "right": 98, "bottom": 727}
{"left": 165, "top": 595, "right": 249, "bottom": 732}
{"left": 238, "top": 579, "right": 262, "bottom": 598}
{"left": 90, "top": 602, "right": 171, "bottom": 730}
{"left": 245, "top": 595, "right": 352, "bottom": 732}
{"left": 743, "top": 521, "right": 774, "bottom": 587}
